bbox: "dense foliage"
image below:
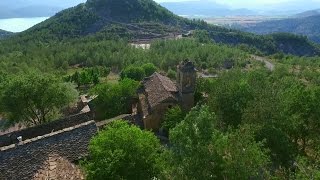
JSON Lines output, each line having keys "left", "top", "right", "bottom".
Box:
{"left": 0, "top": 29, "right": 12, "bottom": 39}
{"left": 161, "top": 106, "right": 186, "bottom": 131}
{"left": 90, "top": 78, "right": 139, "bottom": 120}
{"left": 66, "top": 67, "right": 110, "bottom": 87}
{"left": 0, "top": 0, "right": 320, "bottom": 177}
{"left": 237, "top": 15, "right": 320, "bottom": 43}
{"left": 0, "top": 38, "right": 250, "bottom": 76}
{"left": 1, "top": 0, "right": 319, "bottom": 58}
{"left": 120, "top": 66, "right": 146, "bottom": 81}
{"left": 0, "top": 72, "right": 78, "bottom": 126}
{"left": 165, "top": 105, "right": 270, "bottom": 179}
{"left": 84, "top": 59, "right": 320, "bottom": 178}
{"left": 84, "top": 121, "right": 163, "bottom": 180}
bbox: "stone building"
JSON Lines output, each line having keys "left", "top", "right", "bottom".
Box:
{"left": 137, "top": 61, "right": 196, "bottom": 131}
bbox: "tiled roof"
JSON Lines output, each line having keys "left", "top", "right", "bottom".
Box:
{"left": 139, "top": 73, "right": 179, "bottom": 116}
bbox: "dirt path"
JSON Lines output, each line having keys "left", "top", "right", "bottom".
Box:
{"left": 251, "top": 55, "right": 275, "bottom": 71}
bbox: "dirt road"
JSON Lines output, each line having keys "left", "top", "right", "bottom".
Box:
{"left": 251, "top": 55, "right": 275, "bottom": 71}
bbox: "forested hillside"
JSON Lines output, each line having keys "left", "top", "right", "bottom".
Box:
{"left": 2, "top": 0, "right": 319, "bottom": 56}
{"left": 0, "top": 0, "right": 319, "bottom": 178}
{"left": 293, "top": 9, "right": 320, "bottom": 18}
{"left": 0, "top": 29, "right": 12, "bottom": 39}
{"left": 238, "top": 15, "right": 320, "bottom": 44}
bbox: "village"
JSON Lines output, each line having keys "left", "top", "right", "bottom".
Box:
{"left": 0, "top": 0, "right": 320, "bottom": 178}
{"left": 0, "top": 60, "right": 200, "bottom": 179}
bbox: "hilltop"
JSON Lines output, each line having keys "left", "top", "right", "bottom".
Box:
{"left": 238, "top": 15, "right": 320, "bottom": 44}
{"left": 293, "top": 9, "right": 320, "bottom": 18}
{"left": 0, "top": 29, "right": 12, "bottom": 39}
{"left": 3, "top": 0, "right": 320, "bottom": 56}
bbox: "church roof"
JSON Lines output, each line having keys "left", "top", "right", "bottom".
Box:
{"left": 139, "top": 72, "right": 179, "bottom": 116}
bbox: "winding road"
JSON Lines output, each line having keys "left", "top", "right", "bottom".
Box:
{"left": 251, "top": 55, "right": 275, "bottom": 71}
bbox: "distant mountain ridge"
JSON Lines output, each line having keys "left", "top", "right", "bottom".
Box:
{"left": 237, "top": 14, "right": 320, "bottom": 43}
{"left": 293, "top": 9, "right": 320, "bottom": 18}
{"left": 0, "top": 29, "right": 12, "bottom": 38}
{"left": 4, "top": 0, "right": 320, "bottom": 57}
{"left": 160, "top": 1, "right": 256, "bottom": 17}
{"left": 0, "top": 0, "right": 85, "bottom": 18}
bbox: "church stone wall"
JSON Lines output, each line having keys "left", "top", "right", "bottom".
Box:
{"left": 0, "top": 121, "right": 97, "bottom": 180}
{"left": 144, "top": 102, "right": 176, "bottom": 131}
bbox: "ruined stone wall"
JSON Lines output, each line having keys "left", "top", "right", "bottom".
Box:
{"left": 0, "top": 121, "right": 97, "bottom": 180}
{"left": 180, "top": 93, "right": 195, "bottom": 112}
{"left": 144, "top": 102, "right": 176, "bottom": 131}
{"left": 0, "top": 111, "right": 93, "bottom": 147}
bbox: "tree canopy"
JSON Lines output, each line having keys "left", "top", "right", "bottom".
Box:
{"left": 90, "top": 78, "right": 139, "bottom": 120}
{"left": 0, "top": 72, "right": 78, "bottom": 126}
{"left": 84, "top": 121, "right": 163, "bottom": 180}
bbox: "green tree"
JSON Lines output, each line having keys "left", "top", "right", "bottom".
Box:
{"left": 84, "top": 121, "right": 163, "bottom": 180}
{"left": 142, "top": 63, "right": 157, "bottom": 77}
{"left": 120, "top": 66, "right": 146, "bottom": 81}
{"left": 167, "top": 105, "right": 270, "bottom": 179}
{"left": 168, "top": 105, "right": 220, "bottom": 179}
{"left": 72, "top": 71, "right": 81, "bottom": 87}
{"left": 162, "top": 106, "right": 186, "bottom": 131}
{"left": 166, "top": 68, "right": 176, "bottom": 80}
{"left": 0, "top": 72, "right": 78, "bottom": 126}
{"left": 90, "top": 78, "right": 139, "bottom": 120}
{"left": 80, "top": 71, "right": 92, "bottom": 86}
{"left": 92, "top": 73, "right": 100, "bottom": 85}
{"left": 291, "top": 156, "right": 320, "bottom": 179}
{"left": 193, "top": 30, "right": 211, "bottom": 43}
{"left": 277, "top": 78, "right": 320, "bottom": 153}
{"left": 208, "top": 70, "right": 253, "bottom": 128}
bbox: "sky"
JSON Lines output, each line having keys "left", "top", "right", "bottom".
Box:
{"left": 155, "top": 0, "right": 320, "bottom": 9}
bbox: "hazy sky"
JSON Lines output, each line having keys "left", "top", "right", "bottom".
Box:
{"left": 155, "top": 0, "right": 320, "bottom": 9}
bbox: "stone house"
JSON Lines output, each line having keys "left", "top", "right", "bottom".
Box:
{"left": 137, "top": 61, "right": 196, "bottom": 131}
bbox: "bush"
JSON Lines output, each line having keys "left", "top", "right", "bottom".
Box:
{"left": 142, "top": 63, "right": 157, "bottom": 77}
{"left": 120, "top": 66, "right": 146, "bottom": 81}
{"left": 84, "top": 121, "right": 163, "bottom": 180}
{"left": 90, "top": 78, "right": 139, "bottom": 120}
{"left": 162, "top": 106, "right": 185, "bottom": 131}
{"left": 167, "top": 68, "right": 176, "bottom": 80}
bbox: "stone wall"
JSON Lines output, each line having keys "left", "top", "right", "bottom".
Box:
{"left": 0, "top": 112, "right": 93, "bottom": 147}
{"left": 96, "top": 114, "right": 133, "bottom": 129}
{"left": 144, "top": 102, "right": 176, "bottom": 131}
{"left": 0, "top": 121, "right": 97, "bottom": 180}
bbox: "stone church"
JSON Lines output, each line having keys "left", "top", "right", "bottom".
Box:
{"left": 137, "top": 60, "right": 196, "bottom": 131}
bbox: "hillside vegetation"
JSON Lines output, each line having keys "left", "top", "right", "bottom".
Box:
{"left": 2, "top": 0, "right": 319, "bottom": 56}
{"left": 0, "top": 0, "right": 319, "bottom": 178}
{"left": 238, "top": 15, "right": 320, "bottom": 44}
{"left": 0, "top": 29, "right": 12, "bottom": 39}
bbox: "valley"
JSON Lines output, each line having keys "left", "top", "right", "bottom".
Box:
{"left": 203, "top": 15, "right": 286, "bottom": 27}
{"left": 0, "top": 0, "right": 319, "bottom": 179}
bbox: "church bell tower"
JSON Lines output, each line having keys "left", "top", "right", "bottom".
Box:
{"left": 177, "top": 60, "right": 196, "bottom": 111}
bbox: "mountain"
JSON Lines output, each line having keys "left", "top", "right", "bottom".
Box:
{"left": 293, "top": 9, "right": 320, "bottom": 18}
{"left": 160, "top": 1, "right": 256, "bottom": 17}
{"left": 253, "top": 0, "right": 320, "bottom": 15}
{"left": 0, "top": 6, "right": 63, "bottom": 18}
{"left": 4, "top": 0, "right": 320, "bottom": 56}
{"left": 237, "top": 15, "right": 320, "bottom": 44}
{"left": 0, "top": 0, "right": 85, "bottom": 18}
{"left": 0, "top": 29, "right": 12, "bottom": 39}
